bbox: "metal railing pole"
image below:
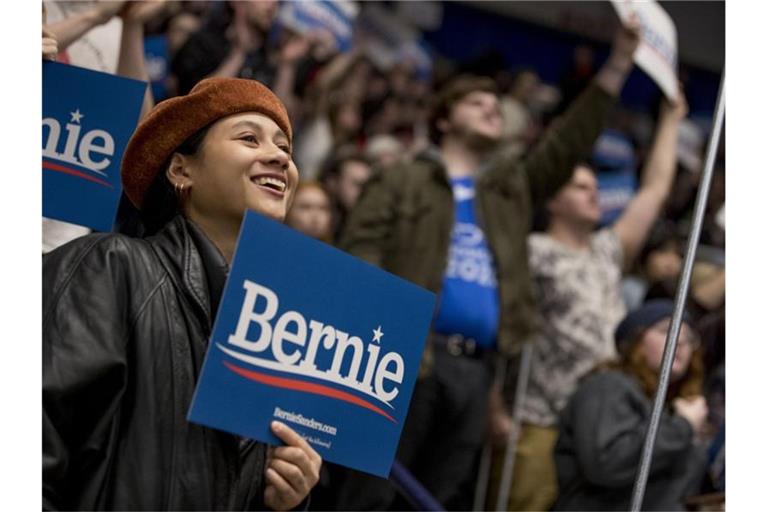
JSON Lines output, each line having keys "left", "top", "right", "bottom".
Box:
{"left": 629, "top": 71, "right": 726, "bottom": 511}
{"left": 495, "top": 342, "right": 534, "bottom": 511}
{"left": 473, "top": 357, "right": 509, "bottom": 511}
{"left": 390, "top": 460, "right": 445, "bottom": 511}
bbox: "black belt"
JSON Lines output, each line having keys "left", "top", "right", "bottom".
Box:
{"left": 431, "top": 333, "right": 493, "bottom": 360}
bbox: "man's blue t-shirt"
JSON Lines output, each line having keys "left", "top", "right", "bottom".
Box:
{"left": 432, "top": 176, "right": 499, "bottom": 348}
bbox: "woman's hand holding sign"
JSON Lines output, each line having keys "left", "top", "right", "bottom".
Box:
{"left": 265, "top": 421, "right": 322, "bottom": 511}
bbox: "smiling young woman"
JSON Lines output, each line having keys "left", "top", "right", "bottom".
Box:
{"left": 43, "top": 77, "right": 321, "bottom": 511}
{"left": 163, "top": 112, "right": 299, "bottom": 262}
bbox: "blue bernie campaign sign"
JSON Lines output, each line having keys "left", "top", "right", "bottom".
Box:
{"left": 278, "top": 0, "right": 358, "bottom": 52}
{"left": 188, "top": 210, "right": 436, "bottom": 477}
{"left": 143, "top": 35, "right": 170, "bottom": 101}
{"left": 592, "top": 129, "right": 635, "bottom": 170}
{"left": 591, "top": 129, "right": 637, "bottom": 226}
{"left": 598, "top": 170, "right": 638, "bottom": 226}
{"left": 43, "top": 61, "right": 146, "bottom": 232}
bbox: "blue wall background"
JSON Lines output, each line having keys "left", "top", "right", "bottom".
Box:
{"left": 422, "top": 2, "right": 721, "bottom": 117}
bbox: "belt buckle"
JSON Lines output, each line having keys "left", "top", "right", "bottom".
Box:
{"left": 447, "top": 335, "right": 463, "bottom": 356}
{"left": 465, "top": 338, "right": 477, "bottom": 357}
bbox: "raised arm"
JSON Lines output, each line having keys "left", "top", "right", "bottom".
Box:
{"left": 307, "top": 44, "right": 363, "bottom": 117}
{"left": 592, "top": 14, "right": 642, "bottom": 98}
{"left": 272, "top": 31, "right": 316, "bottom": 120}
{"left": 521, "top": 17, "right": 640, "bottom": 207}
{"left": 613, "top": 90, "right": 688, "bottom": 268}
{"left": 117, "top": 2, "right": 169, "bottom": 120}
{"left": 45, "top": 1, "right": 126, "bottom": 51}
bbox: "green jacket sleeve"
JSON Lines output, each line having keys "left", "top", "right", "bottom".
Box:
{"left": 337, "top": 167, "right": 401, "bottom": 267}
{"left": 521, "top": 83, "right": 617, "bottom": 208}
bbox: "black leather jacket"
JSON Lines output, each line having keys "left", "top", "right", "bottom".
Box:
{"left": 43, "top": 216, "right": 268, "bottom": 510}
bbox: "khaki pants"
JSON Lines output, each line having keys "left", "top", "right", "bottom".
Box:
{"left": 487, "top": 424, "right": 559, "bottom": 511}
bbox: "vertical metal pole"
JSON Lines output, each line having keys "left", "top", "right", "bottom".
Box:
{"left": 473, "top": 357, "right": 509, "bottom": 511}
{"left": 629, "top": 72, "right": 725, "bottom": 511}
{"left": 472, "top": 443, "right": 493, "bottom": 511}
{"left": 495, "top": 342, "right": 534, "bottom": 511}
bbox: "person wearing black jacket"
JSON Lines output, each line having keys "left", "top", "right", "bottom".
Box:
{"left": 554, "top": 300, "right": 708, "bottom": 511}
{"left": 43, "top": 77, "right": 321, "bottom": 510}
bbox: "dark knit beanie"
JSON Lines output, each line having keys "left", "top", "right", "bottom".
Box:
{"left": 615, "top": 299, "right": 693, "bottom": 353}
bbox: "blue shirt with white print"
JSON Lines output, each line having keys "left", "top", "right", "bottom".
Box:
{"left": 432, "top": 176, "right": 499, "bottom": 348}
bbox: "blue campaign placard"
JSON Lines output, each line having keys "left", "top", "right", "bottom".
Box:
{"left": 598, "top": 170, "right": 638, "bottom": 226}
{"left": 42, "top": 61, "right": 146, "bottom": 232}
{"left": 188, "top": 210, "right": 436, "bottom": 477}
{"left": 278, "top": 0, "right": 358, "bottom": 52}
{"left": 143, "top": 35, "right": 170, "bottom": 101}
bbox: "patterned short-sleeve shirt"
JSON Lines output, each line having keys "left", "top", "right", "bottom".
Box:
{"left": 521, "top": 229, "right": 626, "bottom": 427}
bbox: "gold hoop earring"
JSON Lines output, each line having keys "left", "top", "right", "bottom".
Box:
{"left": 175, "top": 181, "right": 190, "bottom": 199}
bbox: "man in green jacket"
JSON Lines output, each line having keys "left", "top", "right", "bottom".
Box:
{"left": 334, "top": 19, "right": 641, "bottom": 511}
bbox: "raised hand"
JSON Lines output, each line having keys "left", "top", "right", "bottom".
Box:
{"left": 673, "top": 395, "right": 709, "bottom": 435}
{"left": 119, "top": 0, "right": 168, "bottom": 26}
{"left": 660, "top": 83, "right": 689, "bottom": 121}
{"left": 594, "top": 13, "right": 641, "bottom": 96}
{"left": 279, "top": 33, "right": 313, "bottom": 65}
{"left": 42, "top": 27, "right": 58, "bottom": 60}
{"left": 92, "top": 1, "right": 128, "bottom": 25}
{"left": 609, "top": 13, "right": 642, "bottom": 69}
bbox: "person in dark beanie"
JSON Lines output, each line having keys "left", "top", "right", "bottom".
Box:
{"left": 553, "top": 299, "right": 708, "bottom": 511}
{"left": 43, "top": 77, "right": 321, "bottom": 510}
{"left": 333, "top": 18, "right": 642, "bottom": 511}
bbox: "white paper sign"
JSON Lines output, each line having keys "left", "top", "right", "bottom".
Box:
{"left": 611, "top": 0, "right": 679, "bottom": 100}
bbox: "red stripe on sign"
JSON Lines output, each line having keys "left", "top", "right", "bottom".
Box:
{"left": 43, "top": 160, "right": 113, "bottom": 188}
{"left": 222, "top": 360, "right": 397, "bottom": 423}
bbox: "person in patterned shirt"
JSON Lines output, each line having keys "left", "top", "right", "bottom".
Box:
{"left": 495, "top": 89, "right": 690, "bottom": 511}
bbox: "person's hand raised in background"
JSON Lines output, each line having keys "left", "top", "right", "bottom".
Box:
{"left": 673, "top": 395, "right": 709, "bottom": 437}
{"left": 42, "top": 26, "right": 58, "bottom": 61}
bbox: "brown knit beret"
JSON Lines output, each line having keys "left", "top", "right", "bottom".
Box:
{"left": 121, "top": 77, "right": 292, "bottom": 209}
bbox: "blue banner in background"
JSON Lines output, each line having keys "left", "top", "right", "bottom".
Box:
{"left": 591, "top": 129, "right": 636, "bottom": 170}
{"left": 591, "top": 129, "right": 637, "bottom": 225}
{"left": 188, "top": 211, "right": 436, "bottom": 477}
{"left": 597, "top": 170, "right": 637, "bottom": 225}
{"left": 144, "top": 35, "right": 169, "bottom": 101}
{"left": 278, "top": 0, "right": 358, "bottom": 52}
{"left": 42, "top": 62, "right": 146, "bottom": 232}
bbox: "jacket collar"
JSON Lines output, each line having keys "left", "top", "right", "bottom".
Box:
{"left": 147, "top": 216, "right": 229, "bottom": 331}
{"left": 186, "top": 219, "right": 230, "bottom": 322}
{"left": 416, "top": 145, "right": 505, "bottom": 189}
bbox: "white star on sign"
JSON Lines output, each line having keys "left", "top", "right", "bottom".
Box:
{"left": 372, "top": 326, "right": 384, "bottom": 344}
{"left": 70, "top": 109, "right": 84, "bottom": 124}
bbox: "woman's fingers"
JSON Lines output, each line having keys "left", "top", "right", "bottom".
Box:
{"left": 264, "top": 467, "right": 300, "bottom": 510}
{"left": 264, "top": 421, "right": 322, "bottom": 508}
{"left": 271, "top": 421, "right": 322, "bottom": 467}
{"left": 268, "top": 458, "right": 310, "bottom": 496}
{"left": 269, "top": 446, "right": 321, "bottom": 490}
